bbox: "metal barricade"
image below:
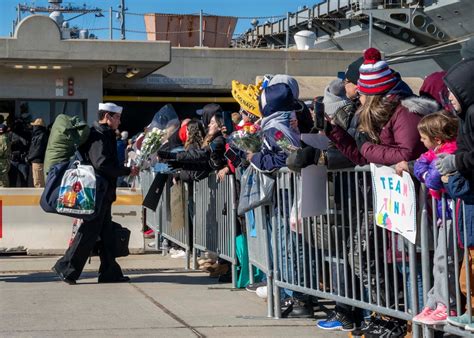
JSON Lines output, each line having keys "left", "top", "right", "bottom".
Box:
{"left": 271, "top": 167, "right": 420, "bottom": 333}
{"left": 245, "top": 204, "right": 275, "bottom": 317}
{"left": 140, "top": 170, "right": 161, "bottom": 251}
{"left": 192, "top": 173, "right": 238, "bottom": 287}
{"left": 193, "top": 174, "right": 218, "bottom": 254}
{"left": 266, "top": 166, "right": 474, "bottom": 337}
{"left": 160, "top": 179, "right": 192, "bottom": 269}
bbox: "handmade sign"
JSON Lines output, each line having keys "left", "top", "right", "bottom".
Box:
{"left": 370, "top": 164, "right": 417, "bottom": 244}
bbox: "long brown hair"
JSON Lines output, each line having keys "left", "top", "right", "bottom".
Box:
{"left": 202, "top": 114, "right": 223, "bottom": 148}
{"left": 357, "top": 95, "right": 399, "bottom": 143}
{"left": 184, "top": 119, "right": 205, "bottom": 150}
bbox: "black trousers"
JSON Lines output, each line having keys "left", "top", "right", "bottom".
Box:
{"left": 53, "top": 201, "right": 123, "bottom": 282}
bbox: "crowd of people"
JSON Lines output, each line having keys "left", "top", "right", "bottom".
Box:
{"left": 0, "top": 113, "right": 131, "bottom": 189}
{"left": 9, "top": 36, "right": 474, "bottom": 336}
{"left": 129, "top": 41, "right": 474, "bottom": 337}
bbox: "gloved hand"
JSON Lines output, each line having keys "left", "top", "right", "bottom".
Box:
{"left": 435, "top": 153, "right": 457, "bottom": 175}
{"left": 167, "top": 160, "right": 183, "bottom": 170}
{"left": 286, "top": 146, "right": 321, "bottom": 172}
{"left": 355, "top": 131, "right": 371, "bottom": 150}
{"left": 157, "top": 150, "right": 177, "bottom": 160}
{"left": 323, "top": 121, "right": 333, "bottom": 135}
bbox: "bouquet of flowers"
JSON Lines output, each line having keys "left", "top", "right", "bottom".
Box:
{"left": 274, "top": 130, "right": 300, "bottom": 154}
{"left": 228, "top": 124, "right": 262, "bottom": 153}
{"left": 135, "top": 128, "right": 167, "bottom": 168}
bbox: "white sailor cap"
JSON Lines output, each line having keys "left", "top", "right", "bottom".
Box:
{"left": 98, "top": 102, "right": 123, "bottom": 114}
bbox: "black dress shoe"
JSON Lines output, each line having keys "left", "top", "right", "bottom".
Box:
{"left": 281, "top": 299, "right": 314, "bottom": 318}
{"left": 51, "top": 267, "right": 76, "bottom": 285}
{"left": 98, "top": 276, "right": 131, "bottom": 284}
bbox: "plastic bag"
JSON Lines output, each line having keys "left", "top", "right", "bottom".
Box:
{"left": 147, "top": 104, "right": 179, "bottom": 131}
{"left": 56, "top": 162, "right": 96, "bottom": 216}
{"left": 290, "top": 190, "right": 302, "bottom": 233}
{"left": 238, "top": 166, "right": 275, "bottom": 215}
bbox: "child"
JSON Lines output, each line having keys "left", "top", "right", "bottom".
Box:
{"left": 412, "top": 111, "right": 459, "bottom": 325}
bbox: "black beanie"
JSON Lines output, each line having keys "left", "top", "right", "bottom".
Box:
{"left": 344, "top": 56, "right": 364, "bottom": 85}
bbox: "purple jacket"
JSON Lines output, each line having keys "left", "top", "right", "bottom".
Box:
{"left": 328, "top": 96, "right": 438, "bottom": 165}
{"left": 414, "top": 140, "right": 457, "bottom": 219}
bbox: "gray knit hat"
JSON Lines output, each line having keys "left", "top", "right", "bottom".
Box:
{"left": 322, "top": 79, "right": 351, "bottom": 117}
{"left": 461, "top": 37, "right": 474, "bottom": 60}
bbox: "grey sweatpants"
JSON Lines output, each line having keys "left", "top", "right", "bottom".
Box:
{"left": 425, "top": 220, "right": 459, "bottom": 310}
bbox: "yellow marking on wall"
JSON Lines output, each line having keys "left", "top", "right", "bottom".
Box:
{"left": 0, "top": 194, "right": 142, "bottom": 207}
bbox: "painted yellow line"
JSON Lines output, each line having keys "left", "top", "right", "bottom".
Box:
{"left": 0, "top": 194, "right": 143, "bottom": 207}
{"left": 103, "top": 95, "right": 237, "bottom": 103}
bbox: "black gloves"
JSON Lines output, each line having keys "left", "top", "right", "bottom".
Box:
{"left": 157, "top": 150, "right": 177, "bottom": 160}
{"left": 167, "top": 160, "right": 183, "bottom": 170}
{"left": 286, "top": 146, "right": 321, "bottom": 172}
{"left": 324, "top": 121, "right": 333, "bottom": 135}
{"left": 355, "top": 131, "right": 371, "bottom": 150}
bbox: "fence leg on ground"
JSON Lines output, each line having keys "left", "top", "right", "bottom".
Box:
{"left": 192, "top": 247, "right": 198, "bottom": 270}
{"left": 409, "top": 243, "right": 420, "bottom": 338}
{"left": 271, "top": 201, "right": 282, "bottom": 319}
{"left": 248, "top": 260, "right": 255, "bottom": 285}
{"left": 185, "top": 249, "right": 191, "bottom": 270}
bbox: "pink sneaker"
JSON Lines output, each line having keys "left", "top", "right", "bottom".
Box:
{"left": 412, "top": 307, "right": 434, "bottom": 324}
{"left": 144, "top": 229, "right": 156, "bottom": 239}
{"left": 421, "top": 304, "right": 456, "bottom": 325}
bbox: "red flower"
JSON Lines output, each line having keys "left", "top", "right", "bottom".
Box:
{"left": 274, "top": 130, "right": 284, "bottom": 140}
{"left": 72, "top": 181, "right": 82, "bottom": 193}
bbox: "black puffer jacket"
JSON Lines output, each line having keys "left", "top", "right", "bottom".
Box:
{"left": 80, "top": 122, "right": 131, "bottom": 201}
{"left": 444, "top": 58, "right": 474, "bottom": 182}
{"left": 27, "top": 125, "right": 48, "bottom": 163}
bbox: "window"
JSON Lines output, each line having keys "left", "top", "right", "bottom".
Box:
{"left": 18, "top": 100, "right": 51, "bottom": 125}
{"left": 54, "top": 101, "right": 85, "bottom": 121}
{"left": 15, "top": 100, "right": 86, "bottom": 127}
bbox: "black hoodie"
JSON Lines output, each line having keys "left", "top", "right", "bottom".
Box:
{"left": 444, "top": 58, "right": 474, "bottom": 181}
{"left": 201, "top": 103, "right": 222, "bottom": 131}
{"left": 27, "top": 125, "right": 48, "bottom": 163}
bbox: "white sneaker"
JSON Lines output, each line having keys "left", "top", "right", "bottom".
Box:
{"left": 147, "top": 241, "right": 156, "bottom": 248}
{"left": 171, "top": 250, "right": 186, "bottom": 259}
{"left": 256, "top": 286, "right": 268, "bottom": 299}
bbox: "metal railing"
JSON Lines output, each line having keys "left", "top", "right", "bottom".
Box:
{"left": 264, "top": 166, "right": 474, "bottom": 337}
{"left": 141, "top": 171, "right": 238, "bottom": 285}
{"left": 192, "top": 173, "right": 238, "bottom": 287}
{"left": 141, "top": 164, "right": 474, "bottom": 336}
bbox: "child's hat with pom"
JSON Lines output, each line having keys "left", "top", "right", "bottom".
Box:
{"left": 357, "top": 48, "right": 398, "bottom": 95}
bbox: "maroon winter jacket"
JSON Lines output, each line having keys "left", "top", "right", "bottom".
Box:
{"left": 327, "top": 96, "right": 439, "bottom": 166}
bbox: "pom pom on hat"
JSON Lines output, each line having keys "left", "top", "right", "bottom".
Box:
{"left": 357, "top": 48, "right": 399, "bottom": 96}
{"left": 363, "top": 48, "right": 382, "bottom": 64}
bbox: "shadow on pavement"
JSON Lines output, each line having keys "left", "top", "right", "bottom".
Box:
{"left": 0, "top": 270, "right": 221, "bottom": 286}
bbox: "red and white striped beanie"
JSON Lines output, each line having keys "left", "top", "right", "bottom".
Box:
{"left": 357, "top": 48, "right": 398, "bottom": 95}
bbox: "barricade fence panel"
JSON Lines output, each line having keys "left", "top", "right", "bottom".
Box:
{"left": 160, "top": 178, "right": 191, "bottom": 251}
{"left": 215, "top": 175, "right": 237, "bottom": 264}
{"left": 193, "top": 174, "right": 218, "bottom": 252}
{"left": 193, "top": 174, "right": 238, "bottom": 262}
{"left": 266, "top": 166, "right": 474, "bottom": 337}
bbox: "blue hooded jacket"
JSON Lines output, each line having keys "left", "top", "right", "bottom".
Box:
{"left": 251, "top": 83, "right": 301, "bottom": 172}
{"left": 445, "top": 172, "right": 474, "bottom": 248}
